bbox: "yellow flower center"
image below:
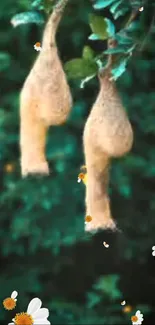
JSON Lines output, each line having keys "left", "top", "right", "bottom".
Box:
{"left": 35, "top": 42, "right": 40, "bottom": 47}
{"left": 14, "top": 313, "right": 34, "bottom": 325}
{"left": 85, "top": 215, "right": 92, "bottom": 222}
{"left": 3, "top": 297, "right": 16, "bottom": 310}
{"left": 131, "top": 315, "right": 138, "bottom": 323}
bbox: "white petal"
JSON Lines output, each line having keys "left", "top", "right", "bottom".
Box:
{"left": 33, "top": 308, "right": 49, "bottom": 320}
{"left": 34, "top": 319, "right": 50, "bottom": 324}
{"left": 152, "top": 246, "right": 155, "bottom": 250}
{"left": 8, "top": 323, "right": 14, "bottom": 325}
{"left": 136, "top": 310, "right": 141, "bottom": 315}
{"left": 152, "top": 251, "right": 155, "bottom": 256}
{"left": 11, "top": 291, "right": 18, "bottom": 299}
{"left": 27, "top": 298, "right": 42, "bottom": 315}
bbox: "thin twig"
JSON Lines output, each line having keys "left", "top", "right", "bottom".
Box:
{"left": 101, "top": 9, "right": 140, "bottom": 74}
{"left": 42, "top": 0, "right": 69, "bottom": 48}
{"left": 138, "top": 13, "right": 155, "bottom": 51}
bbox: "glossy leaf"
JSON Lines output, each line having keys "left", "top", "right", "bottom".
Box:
{"left": 110, "top": 57, "right": 129, "bottom": 80}
{"left": 11, "top": 11, "right": 44, "bottom": 27}
{"left": 113, "top": 6, "right": 129, "bottom": 19}
{"left": 93, "top": 0, "right": 117, "bottom": 10}
{"left": 80, "top": 74, "right": 96, "bottom": 89}
{"left": 88, "top": 33, "right": 100, "bottom": 40}
{"left": 82, "top": 46, "right": 95, "bottom": 60}
{"left": 116, "top": 31, "right": 133, "bottom": 45}
{"left": 110, "top": 0, "right": 122, "bottom": 14}
{"left": 31, "top": 0, "right": 44, "bottom": 9}
{"left": 89, "top": 14, "right": 110, "bottom": 40}
{"left": 104, "top": 18, "right": 115, "bottom": 37}
{"left": 65, "top": 58, "right": 98, "bottom": 79}
{"left": 104, "top": 44, "right": 135, "bottom": 54}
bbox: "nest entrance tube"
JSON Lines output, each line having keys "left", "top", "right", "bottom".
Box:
{"left": 84, "top": 151, "right": 116, "bottom": 232}
{"left": 83, "top": 65, "right": 133, "bottom": 232}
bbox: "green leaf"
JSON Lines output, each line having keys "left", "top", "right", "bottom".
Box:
{"left": 94, "top": 0, "right": 117, "bottom": 10}
{"left": 31, "top": 0, "right": 44, "bottom": 9}
{"left": 43, "top": 0, "right": 53, "bottom": 14}
{"left": 110, "top": 55, "right": 131, "bottom": 81}
{"left": 104, "top": 44, "right": 134, "bottom": 54}
{"left": 113, "top": 7, "right": 129, "bottom": 19}
{"left": 120, "top": 184, "right": 131, "bottom": 198}
{"left": 80, "top": 74, "right": 96, "bottom": 89}
{"left": 93, "top": 275, "right": 122, "bottom": 300}
{"left": 86, "top": 292, "right": 102, "bottom": 308}
{"left": 96, "top": 58, "right": 104, "bottom": 69}
{"left": 116, "top": 31, "right": 133, "bottom": 45}
{"left": 89, "top": 14, "right": 109, "bottom": 40}
{"left": 88, "top": 33, "right": 100, "bottom": 40}
{"left": 82, "top": 46, "right": 95, "bottom": 60}
{"left": 104, "top": 18, "right": 115, "bottom": 37}
{"left": 110, "top": 0, "right": 122, "bottom": 14}
{"left": 104, "top": 46, "right": 128, "bottom": 54}
{"left": 11, "top": 11, "right": 44, "bottom": 27}
{"left": 126, "top": 21, "right": 140, "bottom": 32}
{"left": 0, "top": 52, "right": 11, "bottom": 71}
{"left": 64, "top": 58, "right": 98, "bottom": 80}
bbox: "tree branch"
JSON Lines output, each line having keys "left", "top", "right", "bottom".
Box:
{"left": 42, "top": 0, "right": 69, "bottom": 49}
{"left": 99, "top": 9, "right": 140, "bottom": 76}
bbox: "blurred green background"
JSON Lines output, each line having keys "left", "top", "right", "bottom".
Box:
{"left": 0, "top": 0, "right": 155, "bottom": 324}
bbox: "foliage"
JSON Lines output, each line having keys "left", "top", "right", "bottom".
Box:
{"left": 0, "top": 0, "right": 155, "bottom": 324}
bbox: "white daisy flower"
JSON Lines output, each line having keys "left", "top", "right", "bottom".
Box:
{"left": 3, "top": 291, "right": 18, "bottom": 310}
{"left": 8, "top": 297, "right": 50, "bottom": 325}
{"left": 131, "top": 310, "right": 144, "bottom": 325}
{"left": 77, "top": 173, "right": 84, "bottom": 183}
{"left": 152, "top": 246, "right": 155, "bottom": 256}
{"left": 34, "top": 42, "right": 42, "bottom": 51}
{"left": 77, "top": 172, "right": 87, "bottom": 185}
